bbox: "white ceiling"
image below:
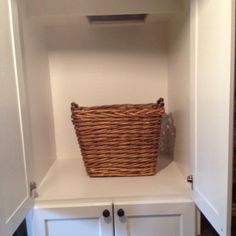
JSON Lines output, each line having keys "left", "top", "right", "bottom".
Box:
{"left": 27, "top": 0, "right": 184, "bottom": 17}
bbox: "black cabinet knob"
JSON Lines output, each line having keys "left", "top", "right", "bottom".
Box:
{"left": 103, "top": 209, "right": 110, "bottom": 218}
{"left": 117, "top": 208, "right": 125, "bottom": 217}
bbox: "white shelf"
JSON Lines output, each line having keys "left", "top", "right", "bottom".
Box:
{"left": 36, "top": 156, "right": 191, "bottom": 204}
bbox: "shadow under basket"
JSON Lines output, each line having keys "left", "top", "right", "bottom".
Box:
{"left": 71, "top": 98, "right": 165, "bottom": 177}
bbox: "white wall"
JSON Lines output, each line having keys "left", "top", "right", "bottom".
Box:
{"left": 19, "top": 0, "right": 56, "bottom": 184}
{"left": 167, "top": 2, "right": 191, "bottom": 177}
{"left": 46, "top": 23, "right": 168, "bottom": 159}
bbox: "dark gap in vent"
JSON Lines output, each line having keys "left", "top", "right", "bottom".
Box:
{"left": 87, "top": 14, "right": 147, "bottom": 24}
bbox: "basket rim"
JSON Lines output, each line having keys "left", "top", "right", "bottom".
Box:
{"left": 71, "top": 98, "right": 165, "bottom": 111}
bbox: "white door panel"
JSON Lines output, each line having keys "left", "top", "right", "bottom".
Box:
{"left": 114, "top": 201, "right": 195, "bottom": 236}
{"left": 32, "top": 203, "right": 113, "bottom": 236}
{"left": 47, "top": 218, "right": 101, "bottom": 236}
{"left": 191, "top": 0, "right": 234, "bottom": 235}
{"left": 0, "top": 0, "right": 33, "bottom": 235}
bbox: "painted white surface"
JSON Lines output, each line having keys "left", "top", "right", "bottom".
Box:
{"left": 0, "top": 0, "right": 234, "bottom": 235}
{"left": 30, "top": 14, "right": 177, "bottom": 28}
{"left": 31, "top": 200, "right": 194, "bottom": 236}
{"left": 32, "top": 203, "right": 113, "bottom": 236}
{"left": 47, "top": 219, "right": 100, "bottom": 236}
{"left": 36, "top": 158, "right": 190, "bottom": 202}
{"left": 114, "top": 201, "right": 195, "bottom": 236}
{"left": 47, "top": 23, "right": 168, "bottom": 159}
{"left": 27, "top": 0, "right": 184, "bottom": 17}
{"left": 191, "top": 0, "right": 234, "bottom": 235}
{"left": 168, "top": 1, "right": 191, "bottom": 177}
{"left": 19, "top": 0, "right": 57, "bottom": 184}
{"left": 0, "top": 0, "right": 33, "bottom": 234}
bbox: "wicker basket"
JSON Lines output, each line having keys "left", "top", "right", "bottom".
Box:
{"left": 71, "top": 98, "right": 165, "bottom": 177}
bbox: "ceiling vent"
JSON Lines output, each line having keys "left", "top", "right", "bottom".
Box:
{"left": 87, "top": 14, "right": 147, "bottom": 24}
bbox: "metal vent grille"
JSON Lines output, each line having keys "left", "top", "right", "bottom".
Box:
{"left": 87, "top": 14, "right": 147, "bottom": 24}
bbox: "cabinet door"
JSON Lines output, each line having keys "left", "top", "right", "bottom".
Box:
{"left": 0, "top": 0, "right": 33, "bottom": 235}
{"left": 191, "top": 0, "right": 234, "bottom": 235}
{"left": 114, "top": 201, "right": 195, "bottom": 236}
{"left": 32, "top": 203, "right": 113, "bottom": 236}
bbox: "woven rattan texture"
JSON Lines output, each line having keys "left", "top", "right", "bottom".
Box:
{"left": 71, "top": 99, "right": 165, "bottom": 177}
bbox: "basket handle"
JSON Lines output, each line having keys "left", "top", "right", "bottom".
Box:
{"left": 71, "top": 102, "right": 79, "bottom": 110}
{"left": 157, "top": 98, "right": 164, "bottom": 107}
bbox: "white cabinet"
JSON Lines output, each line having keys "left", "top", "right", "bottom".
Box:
{"left": 191, "top": 0, "right": 234, "bottom": 234}
{"left": 31, "top": 200, "right": 194, "bottom": 236}
{"left": 0, "top": 0, "right": 234, "bottom": 235}
{"left": 0, "top": 0, "right": 33, "bottom": 235}
{"left": 32, "top": 203, "right": 113, "bottom": 236}
{"left": 114, "top": 201, "right": 195, "bottom": 236}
